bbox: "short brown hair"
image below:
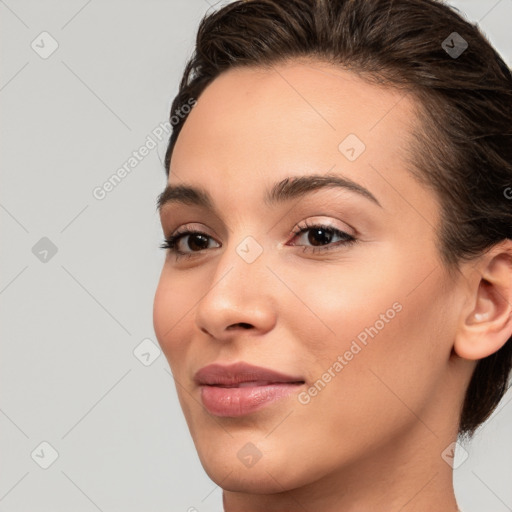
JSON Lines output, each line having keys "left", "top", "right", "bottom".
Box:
{"left": 164, "top": 0, "right": 512, "bottom": 437}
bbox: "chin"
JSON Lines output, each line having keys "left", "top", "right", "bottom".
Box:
{"left": 201, "top": 455, "right": 301, "bottom": 494}
{"left": 212, "top": 466, "right": 287, "bottom": 493}
{"left": 192, "top": 432, "right": 321, "bottom": 495}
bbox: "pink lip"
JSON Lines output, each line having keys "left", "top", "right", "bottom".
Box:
{"left": 195, "top": 362, "right": 305, "bottom": 417}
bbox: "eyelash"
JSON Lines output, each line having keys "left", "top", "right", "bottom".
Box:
{"left": 160, "top": 220, "right": 357, "bottom": 260}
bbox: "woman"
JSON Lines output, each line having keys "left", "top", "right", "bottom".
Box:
{"left": 153, "top": 0, "right": 512, "bottom": 510}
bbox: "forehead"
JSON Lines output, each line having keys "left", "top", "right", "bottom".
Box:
{"left": 168, "top": 60, "right": 430, "bottom": 216}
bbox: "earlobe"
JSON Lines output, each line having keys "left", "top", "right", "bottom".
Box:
{"left": 454, "top": 244, "right": 512, "bottom": 361}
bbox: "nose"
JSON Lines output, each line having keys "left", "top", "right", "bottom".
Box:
{"left": 195, "top": 238, "right": 277, "bottom": 341}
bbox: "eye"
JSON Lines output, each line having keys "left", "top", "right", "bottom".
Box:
{"left": 160, "top": 221, "right": 357, "bottom": 259}
{"left": 160, "top": 229, "right": 220, "bottom": 258}
{"left": 287, "top": 220, "right": 357, "bottom": 253}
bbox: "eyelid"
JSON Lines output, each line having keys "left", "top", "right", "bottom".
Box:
{"left": 165, "top": 222, "right": 216, "bottom": 238}
{"left": 290, "top": 216, "right": 356, "bottom": 238}
{"left": 164, "top": 216, "right": 353, "bottom": 242}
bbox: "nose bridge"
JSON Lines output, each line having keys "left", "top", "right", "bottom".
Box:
{"left": 195, "top": 231, "right": 276, "bottom": 336}
{"left": 207, "top": 232, "right": 270, "bottom": 304}
{"left": 215, "top": 228, "right": 270, "bottom": 287}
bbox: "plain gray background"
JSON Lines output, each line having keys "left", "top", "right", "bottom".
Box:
{"left": 1, "top": 1, "right": 511, "bottom": 511}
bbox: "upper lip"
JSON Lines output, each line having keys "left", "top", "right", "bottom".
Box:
{"left": 194, "top": 362, "right": 305, "bottom": 387}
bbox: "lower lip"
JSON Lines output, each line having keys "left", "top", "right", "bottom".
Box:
{"left": 200, "top": 383, "right": 303, "bottom": 417}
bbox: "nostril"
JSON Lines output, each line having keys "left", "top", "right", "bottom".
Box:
{"left": 229, "top": 322, "right": 253, "bottom": 330}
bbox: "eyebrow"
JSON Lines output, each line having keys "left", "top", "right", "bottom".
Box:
{"left": 156, "top": 174, "right": 382, "bottom": 213}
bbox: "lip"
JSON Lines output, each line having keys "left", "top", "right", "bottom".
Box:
{"left": 195, "top": 362, "right": 305, "bottom": 417}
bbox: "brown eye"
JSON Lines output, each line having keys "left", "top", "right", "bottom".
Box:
{"left": 160, "top": 230, "right": 220, "bottom": 257}
{"left": 306, "top": 227, "right": 335, "bottom": 246}
{"left": 182, "top": 233, "right": 210, "bottom": 251}
{"left": 290, "top": 223, "right": 356, "bottom": 252}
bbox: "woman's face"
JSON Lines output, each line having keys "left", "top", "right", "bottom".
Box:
{"left": 153, "top": 61, "right": 467, "bottom": 493}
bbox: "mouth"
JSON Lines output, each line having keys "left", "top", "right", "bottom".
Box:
{"left": 213, "top": 380, "right": 305, "bottom": 388}
{"left": 194, "top": 362, "right": 305, "bottom": 417}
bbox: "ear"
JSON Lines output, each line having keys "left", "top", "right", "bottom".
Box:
{"left": 454, "top": 241, "right": 512, "bottom": 360}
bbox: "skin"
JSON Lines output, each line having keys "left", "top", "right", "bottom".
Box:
{"left": 153, "top": 60, "right": 512, "bottom": 512}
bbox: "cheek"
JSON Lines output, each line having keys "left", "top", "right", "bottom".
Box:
{"left": 274, "top": 250, "right": 409, "bottom": 364}
{"left": 153, "top": 268, "right": 195, "bottom": 369}
{"left": 284, "top": 251, "right": 451, "bottom": 419}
